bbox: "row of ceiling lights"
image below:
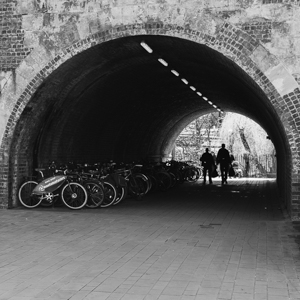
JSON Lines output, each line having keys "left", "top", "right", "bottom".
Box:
{"left": 140, "top": 41, "right": 224, "bottom": 114}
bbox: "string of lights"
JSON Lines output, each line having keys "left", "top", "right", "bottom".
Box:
{"left": 140, "top": 41, "right": 224, "bottom": 114}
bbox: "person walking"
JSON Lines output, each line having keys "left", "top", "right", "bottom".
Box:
{"left": 200, "top": 148, "right": 214, "bottom": 185}
{"left": 216, "top": 143, "right": 231, "bottom": 185}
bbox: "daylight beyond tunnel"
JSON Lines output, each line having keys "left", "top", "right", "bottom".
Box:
{"left": 23, "top": 35, "right": 286, "bottom": 167}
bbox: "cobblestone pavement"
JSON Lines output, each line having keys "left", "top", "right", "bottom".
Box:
{"left": 0, "top": 178, "right": 300, "bottom": 300}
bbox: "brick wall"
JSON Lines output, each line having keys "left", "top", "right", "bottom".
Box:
{"left": 0, "top": 0, "right": 31, "bottom": 71}
{"left": 240, "top": 21, "right": 272, "bottom": 44}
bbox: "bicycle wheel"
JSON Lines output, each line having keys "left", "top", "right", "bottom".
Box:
{"left": 186, "top": 167, "right": 200, "bottom": 182}
{"left": 100, "top": 181, "right": 117, "bottom": 208}
{"left": 128, "top": 175, "right": 148, "bottom": 197}
{"left": 135, "top": 173, "right": 151, "bottom": 194}
{"left": 143, "top": 174, "right": 153, "bottom": 192}
{"left": 61, "top": 182, "right": 87, "bottom": 209}
{"left": 168, "top": 172, "right": 177, "bottom": 187}
{"left": 84, "top": 180, "right": 105, "bottom": 208}
{"left": 113, "top": 185, "right": 128, "bottom": 205}
{"left": 18, "top": 181, "right": 42, "bottom": 208}
{"left": 155, "top": 171, "right": 172, "bottom": 191}
{"left": 170, "top": 170, "right": 182, "bottom": 186}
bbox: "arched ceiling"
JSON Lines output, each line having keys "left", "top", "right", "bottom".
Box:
{"left": 23, "top": 35, "right": 286, "bottom": 165}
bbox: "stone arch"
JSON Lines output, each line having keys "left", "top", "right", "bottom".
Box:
{"left": 0, "top": 20, "right": 299, "bottom": 218}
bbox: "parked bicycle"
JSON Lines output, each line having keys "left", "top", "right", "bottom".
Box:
{"left": 18, "top": 159, "right": 201, "bottom": 210}
{"left": 141, "top": 162, "right": 174, "bottom": 192}
{"left": 74, "top": 163, "right": 118, "bottom": 208}
{"left": 18, "top": 165, "right": 88, "bottom": 210}
{"left": 114, "top": 163, "right": 150, "bottom": 199}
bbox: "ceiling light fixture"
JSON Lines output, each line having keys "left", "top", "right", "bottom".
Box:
{"left": 181, "top": 78, "right": 188, "bottom": 84}
{"left": 171, "top": 70, "right": 179, "bottom": 76}
{"left": 158, "top": 58, "right": 168, "bottom": 66}
{"left": 140, "top": 41, "right": 153, "bottom": 53}
{"left": 148, "top": 46, "right": 223, "bottom": 113}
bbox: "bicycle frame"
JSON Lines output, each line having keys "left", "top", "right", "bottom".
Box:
{"left": 32, "top": 175, "right": 67, "bottom": 195}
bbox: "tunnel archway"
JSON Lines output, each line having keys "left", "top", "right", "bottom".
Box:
{"left": 1, "top": 25, "right": 297, "bottom": 218}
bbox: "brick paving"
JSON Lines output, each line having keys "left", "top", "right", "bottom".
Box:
{"left": 0, "top": 178, "right": 299, "bottom": 300}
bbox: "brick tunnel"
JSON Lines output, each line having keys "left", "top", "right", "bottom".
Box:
{"left": 6, "top": 34, "right": 291, "bottom": 210}
{"left": 21, "top": 35, "right": 287, "bottom": 162}
{"left": 2, "top": 0, "right": 300, "bottom": 221}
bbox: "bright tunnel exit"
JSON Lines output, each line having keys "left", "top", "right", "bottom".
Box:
{"left": 173, "top": 112, "right": 276, "bottom": 178}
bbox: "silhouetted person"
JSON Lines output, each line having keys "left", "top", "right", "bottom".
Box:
{"left": 200, "top": 148, "right": 214, "bottom": 185}
{"left": 217, "top": 144, "right": 231, "bottom": 185}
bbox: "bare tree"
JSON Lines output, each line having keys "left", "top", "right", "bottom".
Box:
{"left": 175, "top": 112, "right": 221, "bottom": 161}
{"left": 219, "top": 113, "right": 275, "bottom": 175}
{"left": 220, "top": 113, "right": 274, "bottom": 155}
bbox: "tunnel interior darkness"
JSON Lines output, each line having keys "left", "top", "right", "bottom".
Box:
{"left": 14, "top": 35, "right": 289, "bottom": 177}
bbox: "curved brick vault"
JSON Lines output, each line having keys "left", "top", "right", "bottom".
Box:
{"left": 0, "top": 11, "right": 300, "bottom": 218}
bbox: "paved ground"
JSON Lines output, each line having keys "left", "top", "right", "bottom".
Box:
{"left": 0, "top": 178, "right": 300, "bottom": 300}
